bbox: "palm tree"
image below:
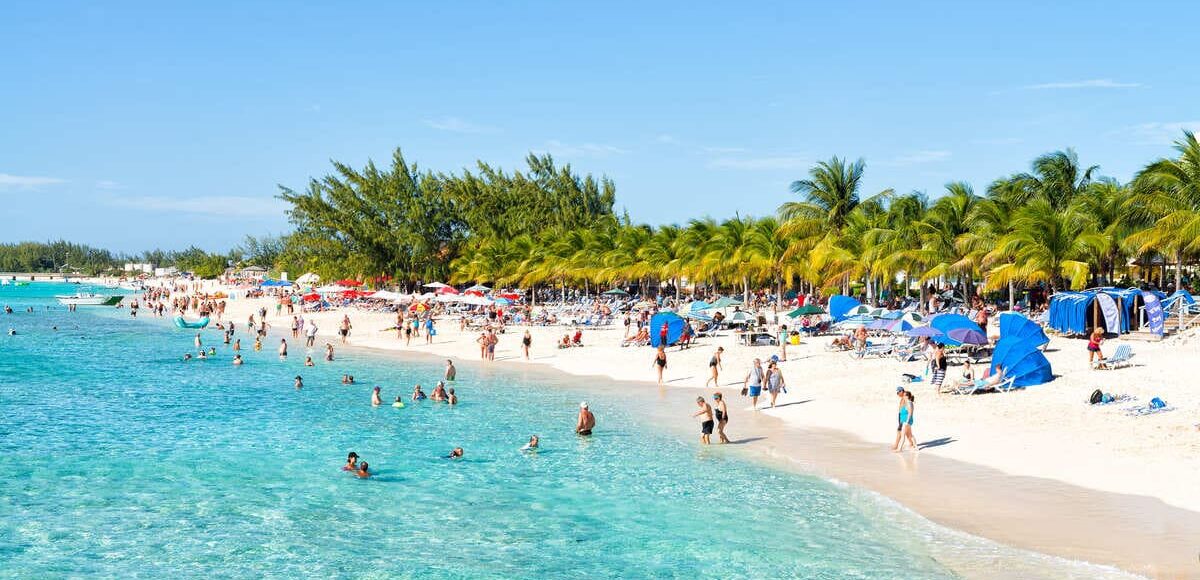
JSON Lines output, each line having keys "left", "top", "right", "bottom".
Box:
{"left": 1076, "top": 178, "right": 1133, "bottom": 286}
{"left": 988, "top": 199, "right": 1105, "bottom": 292}
{"left": 917, "top": 182, "right": 980, "bottom": 297}
{"left": 743, "top": 217, "right": 800, "bottom": 308}
{"left": 1127, "top": 131, "right": 1200, "bottom": 291}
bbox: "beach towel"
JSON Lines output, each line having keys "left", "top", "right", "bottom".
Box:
{"left": 1124, "top": 397, "right": 1173, "bottom": 416}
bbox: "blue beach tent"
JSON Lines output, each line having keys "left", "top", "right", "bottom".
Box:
{"left": 828, "top": 295, "right": 861, "bottom": 322}
{"left": 928, "top": 313, "right": 984, "bottom": 347}
{"left": 1047, "top": 288, "right": 1158, "bottom": 335}
{"left": 649, "top": 311, "right": 686, "bottom": 348}
{"left": 991, "top": 313, "right": 1054, "bottom": 387}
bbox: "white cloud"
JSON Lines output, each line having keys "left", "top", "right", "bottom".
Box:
{"left": 655, "top": 134, "right": 681, "bottom": 144}
{"left": 536, "top": 140, "right": 628, "bottom": 158}
{"left": 1121, "top": 121, "right": 1200, "bottom": 145}
{"left": 0, "top": 173, "right": 65, "bottom": 190}
{"left": 884, "top": 150, "right": 952, "bottom": 166}
{"left": 95, "top": 180, "right": 123, "bottom": 190}
{"left": 707, "top": 155, "right": 810, "bottom": 170}
{"left": 1022, "top": 79, "right": 1141, "bottom": 90}
{"left": 104, "top": 195, "right": 285, "bottom": 217}
{"left": 423, "top": 116, "right": 499, "bottom": 134}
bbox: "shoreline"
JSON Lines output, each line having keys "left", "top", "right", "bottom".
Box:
{"left": 105, "top": 284, "right": 1200, "bottom": 577}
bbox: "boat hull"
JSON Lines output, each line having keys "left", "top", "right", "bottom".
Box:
{"left": 56, "top": 295, "right": 122, "bottom": 306}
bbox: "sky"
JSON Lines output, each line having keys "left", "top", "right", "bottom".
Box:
{"left": 3, "top": 1, "right": 1199, "bottom": 253}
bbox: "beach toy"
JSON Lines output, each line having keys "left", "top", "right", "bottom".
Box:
{"left": 173, "top": 316, "right": 210, "bottom": 329}
{"left": 392, "top": 401, "right": 405, "bottom": 408}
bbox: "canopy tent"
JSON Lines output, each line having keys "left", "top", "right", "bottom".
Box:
{"left": 827, "top": 295, "right": 861, "bottom": 322}
{"left": 295, "top": 272, "right": 320, "bottom": 285}
{"left": 649, "top": 311, "right": 686, "bottom": 348}
{"left": 992, "top": 312, "right": 1054, "bottom": 387}
{"left": 1047, "top": 288, "right": 1155, "bottom": 335}
{"left": 928, "top": 313, "right": 984, "bottom": 347}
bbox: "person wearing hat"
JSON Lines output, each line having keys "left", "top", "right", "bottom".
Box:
{"left": 892, "top": 387, "right": 915, "bottom": 452}
{"left": 575, "top": 402, "right": 595, "bottom": 436}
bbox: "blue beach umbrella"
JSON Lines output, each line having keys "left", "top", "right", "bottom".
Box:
{"left": 828, "top": 295, "right": 861, "bottom": 322}
{"left": 998, "top": 312, "right": 1049, "bottom": 347}
{"left": 991, "top": 336, "right": 1053, "bottom": 387}
{"left": 928, "top": 313, "right": 984, "bottom": 347}
{"left": 888, "top": 319, "right": 915, "bottom": 333}
{"left": 649, "top": 311, "right": 686, "bottom": 347}
{"left": 866, "top": 318, "right": 892, "bottom": 330}
{"left": 905, "top": 326, "right": 943, "bottom": 338}
{"left": 947, "top": 327, "right": 988, "bottom": 345}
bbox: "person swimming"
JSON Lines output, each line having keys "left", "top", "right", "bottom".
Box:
{"left": 7, "top": 328, "right": 15, "bottom": 336}
{"left": 355, "top": 461, "right": 370, "bottom": 478}
{"left": 447, "top": 447, "right": 464, "bottom": 459}
{"left": 183, "top": 353, "right": 193, "bottom": 361}
{"left": 232, "top": 354, "right": 243, "bottom": 366}
{"left": 431, "top": 381, "right": 447, "bottom": 402}
{"left": 521, "top": 435, "right": 539, "bottom": 451}
{"left": 208, "top": 347, "right": 216, "bottom": 356}
{"left": 392, "top": 396, "right": 405, "bottom": 408}
{"left": 411, "top": 384, "right": 427, "bottom": 401}
{"left": 305, "top": 356, "right": 315, "bottom": 367}
{"left": 294, "top": 375, "right": 303, "bottom": 389}
{"left": 447, "top": 388, "right": 457, "bottom": 405}
{"left": 197, "top": 351, "right": 207, "bottom": 360}
{"left": 342, "top": 451, "right": 359, "bottom": 471}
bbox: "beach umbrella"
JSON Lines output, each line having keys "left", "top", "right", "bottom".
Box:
{"left": 602, "top": 288, "right": 630, "bottom": 296}
{"left": 498, "top": 292, "right": 521, "bottom": 301}
{"left": 947, "top": 327, "right": 988, "bottom": 345}
{"left": 493, "top": 297, "right": 513, "bottom": 306}
{"left": 466, "top": 284, "right": 491, "bottom": 292}
{"left": 296, "top": 272, "right": 320, "bottom": 285}
{"left": 881, "top": 310, "right": 905, "bottom": 320}
{"left": 788, "top": 304, "right": 824, "bottom": 317}
{"left": 726, "top": 311, "right": 753, "bottom": 325}
{"left": 437, "top": 286, "right": 460, "bottom": 295}
{"left": 835, "top": 314, "right": 874, "bottom": 329}
{"left": 991, "top": 326, "right": 1054, "bottom": 388}
{"left": 301, "top": 292, "right": 321, "bottom": 302}
{"left": 690, "top": 300, "right": 711, "bottom": 311}
{"left": 828, "top": 295, "right": 861, "bottom": 322}
{"left": 888, "top": 319, "right": 915, "bottom": 333}
{"left": 422, "top": 282, "right": 450, "bottom": 289}
{"left": 997, "top": 312, "right": 1049, "bottom": 347}
{"left": 370, "top": 290, "right": 404, "bottom": 301}
{"left": 684, "top": 311, "right": 713, "bottom": 322}
{"left": 335, "top": 279, "right": 361, "bottom": 287}
{"left": 649, "top": 311, "right": 686, "bottom": 347}
{"left": 866, "top": 318, "right": 892, "bottom": 330}
{"left": 707, "top": 296, "right": 742, "bottom": 309}
{"left": 928, "top": 313, "right": 984, "bottom": 347}
{"left": 905, "top": 326, "right": 943, "bottom": 338}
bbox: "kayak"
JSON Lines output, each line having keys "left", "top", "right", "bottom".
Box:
{"left": 174, "top": 316, "right": 210, "bottom": 329}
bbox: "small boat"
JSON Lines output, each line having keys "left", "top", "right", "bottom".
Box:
{"left": 174, "top": 316, "right": 210, "bottom": 329}
{"left": 56, "top": 293, "right": 122, "bottom": 306}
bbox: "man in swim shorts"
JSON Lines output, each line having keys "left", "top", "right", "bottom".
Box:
{"left": 693, "top": 396, "right": 714, "bottom": 445}
{"left": 575, "top": 402, "right": 595, "bottom": 436}
{"left": 743, "top": 358, "right": 764, "bottom": 410}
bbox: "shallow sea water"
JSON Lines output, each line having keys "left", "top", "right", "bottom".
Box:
{"left": 0, "top": 283, "right": 1138, "bottom": 579}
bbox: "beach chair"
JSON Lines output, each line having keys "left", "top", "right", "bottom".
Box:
{"left": 854, "top": 342, "right": 894, "bottom": 359}
{"left": 1094, "top": 344, "right": 1134, "bottom": 369}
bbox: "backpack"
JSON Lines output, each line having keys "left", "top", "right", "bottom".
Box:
{"left": 1088, "top": 389, "right": 1103, "bottom": 405}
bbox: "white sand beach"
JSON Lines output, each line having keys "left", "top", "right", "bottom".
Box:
{"left": 132, "top": 281, "right": 1200, "bottom": 577}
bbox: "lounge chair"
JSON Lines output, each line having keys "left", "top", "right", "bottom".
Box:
{"left": 952, "top": 374, "right": 1015, "bottom": 395}
{"left": 1094, "top": 344, "right": 1134, "bottom": 369}
{"left": 854, "top": 342, "right": 894, "bottom": 359}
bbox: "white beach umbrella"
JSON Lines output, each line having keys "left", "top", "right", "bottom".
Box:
{"left": 466, "top": 284, "right": 491, "bottom": 292}
{"left": 423, "top": 282, "right": 450, "bottom": 289}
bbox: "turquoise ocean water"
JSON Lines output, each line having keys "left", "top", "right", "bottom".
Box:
{"left": 0, "top": 283, "right": 1131, "bottom": 578}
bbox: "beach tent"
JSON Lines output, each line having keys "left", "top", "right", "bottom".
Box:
{"left": 827, "top": 295, "right": 861, "bottom": 322}
{"left": 991, "top": 312, "right": 1054, "bottom": 387}
{"left": 1047, "top": 289, "right": 1147, "bottom": 335}
{"left": 928, "top": 313, "right": 984, "bottom": 347}
{"left": 649, "top": 311, "right": 686, "bottom": 347}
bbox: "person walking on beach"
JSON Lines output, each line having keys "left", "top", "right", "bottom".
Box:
{"left": 765, "top": 360, "right": 786, "bottom": 408}
{"left": 575, "top": 402, "right": 595, "bottom": 436}
{"left": 778, "top": 324, "right": 789, "bottom": 361}
{"left": 693, "top": 396, "right": 714, "bottom": 445}
{"left": 339, "top": 315, "right": 352, "bottom": 345}
{"left": 652, "top": 346, "right": 667, "bottom": 386}
{"left": 712, "top": 392, "right": 730, "bottom": 444}
{"left": 705, "top": 346, "right": 724, "bottom": 387}
{"left": 929, "top": 343, "right": 947, "bottom": 391}
{"left": 305, "top": 321, "right": 318, "bottom": 348}
{"left": 522, "top": 329, "right": 532, "bottom": 360}
{"left": 743, "top": 359, "right": 765, "bottom": 409}
{"left": 425, "top": 317, "right": 435, "bottom": 344}
{"left": 1087, "top": 327, "right": 1104, "bottom": 365}
{"left": 903, "top": 390, "right": 917, "bottom": 451}
{"left": 476, "top": 332, "right": 487, "bottom": 359}
{"left": 892, "top": 387, "right": 915, "bottom": 452}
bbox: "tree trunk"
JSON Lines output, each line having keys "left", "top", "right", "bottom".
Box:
{"left": 742, "top": 276, "right": 749, "bottom": 304}
{"left": 1175, "top": 250, "right": 1183, "bottom": 292}
{"left": 1008, "top": 281, "right": 1015, "bottom": 311}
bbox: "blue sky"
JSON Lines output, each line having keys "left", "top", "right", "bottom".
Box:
{"left": 3, "top": 1, "right": 1198, "bottom": 252}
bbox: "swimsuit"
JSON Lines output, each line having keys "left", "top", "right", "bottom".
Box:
{"left": 714, "top": 408, "right": 726, "bottom": 422}
{"left": 898, "top": 405, "right": 910, "bottom": 430}
{"left": 709, "top": 356, "right": 718, "bottom": 368}
{"left": 656, "top": 355, "right": 666, "bottom": 367}
{"left": 701, "top": 420, "right": 714, "bottom": 435}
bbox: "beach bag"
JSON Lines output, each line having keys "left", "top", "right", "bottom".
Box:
{"left": 1089, "top": 389, "right": 1103, "bottom": 405}
{"left": 430, "top": 328, "right": 437, "bottom": 336}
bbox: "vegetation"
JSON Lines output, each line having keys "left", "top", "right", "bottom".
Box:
{"left": 11, "top": 133, "right": 1200, "bottom": 301}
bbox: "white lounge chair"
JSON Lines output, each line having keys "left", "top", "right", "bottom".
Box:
{"left": 1094, "top": 344, "right": 1134, "bottom": 370}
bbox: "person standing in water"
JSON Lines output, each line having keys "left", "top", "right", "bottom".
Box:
{"left": 194, "top": 333, "right": 202, "bottom": 350}
{"left": 522, "top": 329, "right": 532, "bottom": 360}
{"left": 575, "top": 402, "right": 595, "bottom": 436}
{"left": 712, "top": 392, "right": 730, "bottom": 444}
{"left": 305, "top": 321, "right": 318, "bottom": 348}
{"left": 294, "top": 376, "right": 303, "bottom": 390}
{"left": 325, "top": 343, "right": 334, "bottom": 362}
{"left": 342, "top": 452, "right": 359, "bottom": 471}
{"left": 371, "top": 386, "right": 382, "bottom": 406}
{"left": 444, "top": 360, "right": 456, "bottom": 382}
{"left": 651, "top": 346, "right": 667, "bottom": 386}
{"left": 278, "top": 338, "right": 288, "bottom": 360}
{"left": 705, "top": 346, "right": 723, "bottom": 387}
{"left": 693, "top": 396, "right": 714, "bottom": 445}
